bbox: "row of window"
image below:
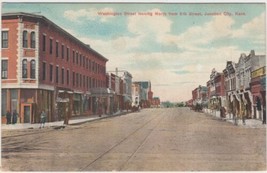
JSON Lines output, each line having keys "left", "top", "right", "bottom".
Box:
{"left": 42, "top": 34, "right": 105, "bottom": 74}
{"left": 1, "top": 59, "right": 36, "bottom": 79}
{"left": 1, "top": 30, "right": 105, "bottom": 74}
{"left": 42, "top": 62, "right": 105, "bottom": 89}
{"left": 1, "top": 59, "right": 105, "bottom": 89}
{"left": 1, "top": 30, "right": 36, "bottom": 49}
{"left": 23, "top": 31, "right": 36, "bottom": 48}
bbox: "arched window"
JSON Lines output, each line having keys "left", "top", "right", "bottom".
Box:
{"left": 23, "top": 31, "right": 28, "bottom": 48}
{"left": 22, "top": 59, "right": 27, "bottom": 78}
{"left": 30, "top": 32, "right": 35, "bottom": 48}
{"left": 30, "top": 60, "right": 35, "bottom": 79}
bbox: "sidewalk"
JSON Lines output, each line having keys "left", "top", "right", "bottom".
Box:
{"left": 222, "top": 118, "right": 266, "bottom": 128}
{"left": 203, "top": 108, "right": 266, "bottom": 128}
{"left": 1, "top": 110, "right": 129, "bottom": 130}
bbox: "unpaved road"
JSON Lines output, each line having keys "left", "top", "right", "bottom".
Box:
{"left": 1, "top": 108, "right": 266, "bottom": 171}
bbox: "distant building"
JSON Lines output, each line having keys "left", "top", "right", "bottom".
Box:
{"left": 192, "top": 85, "right": 208, "bottom": 106}
{"left": 131, "top": 82, "right": 141, "bottom": 107}
{"left": 151, "top": 97, "right": 160, "bottom": 108}
{"left": 207, "top": 68, "right": 225, "bottom": 111}
{"left": 223, "top": 61, "right": 237, "bottom": 118}
{"left": 133, "top": 81, "right": 152, "bottom": 108}
{"left": 107, "top": 69, "right": 133, "bottom": 112}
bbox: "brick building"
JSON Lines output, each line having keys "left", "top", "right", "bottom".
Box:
{"left": 1, "top": 12, "right": 108, "bottom": 124}
{"left": 207, "top": 68, "right": 226, "bottom": 111}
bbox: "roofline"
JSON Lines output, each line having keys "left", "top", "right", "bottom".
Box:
{"left": 2, "top": 12, "right": 108, "bottom": 62}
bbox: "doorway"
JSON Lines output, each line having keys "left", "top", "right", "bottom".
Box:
{"left": 21, "top": 104, "right": 32, "bottom": 123}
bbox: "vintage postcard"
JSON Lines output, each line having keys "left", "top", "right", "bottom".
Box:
{"left": 1, "top": 1, "right": 266, "bottom": 171}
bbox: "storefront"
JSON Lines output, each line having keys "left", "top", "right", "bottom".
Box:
{"left": 250, "top": 66, "right": 266, "bottom": 120}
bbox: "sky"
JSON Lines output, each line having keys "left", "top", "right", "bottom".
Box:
{"left": 1, "top": 2, "right": 266, "bottom": 102}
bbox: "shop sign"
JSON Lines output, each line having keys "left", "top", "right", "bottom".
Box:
{"left": 251, "top": 67, "right": 266, "bottom": 79}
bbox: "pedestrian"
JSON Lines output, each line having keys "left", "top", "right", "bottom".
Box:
{"left": 256, "top": 96, "right": 262, "bottom": 119}
{"left": 6, "top": 110, "right": 11, "bottom": 125}
{"left": 263, "top": 105, "right": 266, "bottom": 125}
{"left": 98, "top": 102, "right": 102, "bottom": 117}
{"left": 39, "top": 110, "right": 46, "bottom": 128}
{"left": 241, "top": 102, "right": 246, "bottom": 125}
{"left": 12, "top": 109, "right": 18, "bottom": 124}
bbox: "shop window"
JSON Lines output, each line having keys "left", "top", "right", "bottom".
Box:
{"left": 1, "top": 89, "right": 7, "bottom": 116}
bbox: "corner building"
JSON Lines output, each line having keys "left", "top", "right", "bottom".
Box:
{"left": 1, "top": 12, "right": 108, "bottom": 124}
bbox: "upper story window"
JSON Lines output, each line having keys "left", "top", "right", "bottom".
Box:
{"left": 2, "top": 31, "right": 8, "bottom": 48}
{"left": 22, "top": 59, "right": 27, "bottom": 78}
{"left": 42, "top": 35, "right": 46, "bottom": 51}
{"left": 67, "top": 70, "right": 69, "bottom": 85}
{"left": 61, "top": 68, "right": 65, "bottom": 84}
{"left": 61, "top": 45, "right": 64, "bottom": 59}
{"left": 72, "top": 50, "right": 75, "bottom": 63}
{"left": 49, "top": 38, "right": 53, "bottom": 54}
{"left": 23, "top": 31, "right": 28, "bottom": 48}
{"left": 1, "top": 60, "right": 8, "bottom": 79}
{"left": 30, "top": 32, "right": 36, "bottom": 48}
{"left": 30, "top": 60, "right": 36, "bottom": 79}
{"left": 83, "top": 56, "right": 85, "bottom": 68}
{"left": 76, "top": 52, "right": 79, "bottom": 65}
{"left": 67, "top": 47, "right": 69, "bottom": 61}
{"left": 73, "top": 72, "right": 75, "bottom": 86}
{"left": 80, "top": 54, "right": 82, "bottom": 66}
{"left": 56, "top": 66, "right": 59, "bottom": 83}
{"left": 56, "top": 42, "right": 59, "bottom": 57}
{"left": 42, "top": 62, "right": 46, "bottom": 80}
{"left": 49, "top": 64, "right": 53, "bottom": 82}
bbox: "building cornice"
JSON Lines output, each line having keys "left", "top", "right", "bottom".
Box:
{"left": 2, "top": 12, "right": 108, "bottom": 62}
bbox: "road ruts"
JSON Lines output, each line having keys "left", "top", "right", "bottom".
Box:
{"left": 1, "top": 108, "right": 266, "bottom": 171}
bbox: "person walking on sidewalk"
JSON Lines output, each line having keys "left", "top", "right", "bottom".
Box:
{"left": 263, "top": 105, "right": 266, "bottom": 125}
{"left": 12, "top": 110, "right": 18, "bottom": 124}
{"left": 6, "top": 110, "right": 11, "bottom": 125}
{"left": 39, "top": 110, "right": 47, "bottom": 128}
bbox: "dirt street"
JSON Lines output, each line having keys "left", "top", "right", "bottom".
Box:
{"left": 1, "top": 108, "right": 266, "bottom": 171}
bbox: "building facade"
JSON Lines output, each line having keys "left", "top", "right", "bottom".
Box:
{"left": 1, "top": 12, "right": 108, "bottom": 124}
{"left": 133, "top": 81, "right": 152, "bottom": 108}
